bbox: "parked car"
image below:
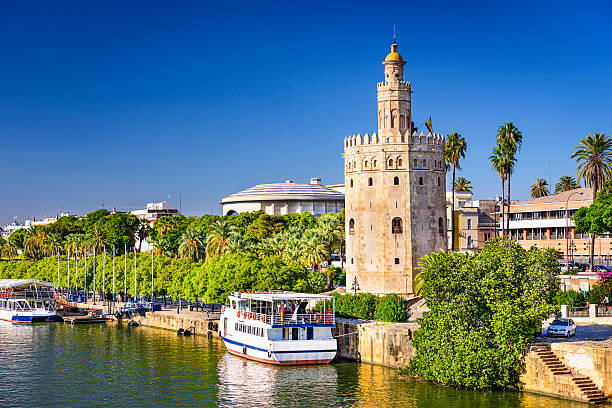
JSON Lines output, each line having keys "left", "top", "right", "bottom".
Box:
{"left": 574, "top": 263, "right": 588, "bottom": 272}
{"left": 596, "top": 265, "right": 612, "bottom": 272}
{"left": 546, "top": 318, "right": 576, "bottom": 338}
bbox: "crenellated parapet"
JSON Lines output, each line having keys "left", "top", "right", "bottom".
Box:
{"left": 344, "top": 130, "right": 445, "bottom": 150}
{"left": 377, "top": 81, "right": 411, "bottom": 90}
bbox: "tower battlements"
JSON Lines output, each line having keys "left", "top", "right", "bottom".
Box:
{"left": 377, "top": 81, "right": 411, "bottom": 89}
{"left": 344, "top": 131, "right": 444, "bottom": 150}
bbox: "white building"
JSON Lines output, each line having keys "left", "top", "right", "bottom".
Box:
{"left": 221, "top": 178, "right": 344, "bottom": 217}
{"left": 130, "top": 201, "right": 180, "bottom": 224}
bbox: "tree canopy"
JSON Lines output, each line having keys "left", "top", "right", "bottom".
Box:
{"left": 405, "top": 238, "right": 559, "bottom": 390}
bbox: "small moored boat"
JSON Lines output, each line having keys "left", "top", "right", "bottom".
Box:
{"left": 219, "top": 291, "right": 337, "bottom": 365}
{"left": 0, "top": 279, "right": 58, "bottom": 324}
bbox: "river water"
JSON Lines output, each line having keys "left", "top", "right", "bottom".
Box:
{"left": 0, "top": 322, "right": 593, "bottom": 408}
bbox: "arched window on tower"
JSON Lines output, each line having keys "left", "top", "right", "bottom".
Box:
{"left": 373, "top": 160, "right": 377, "bottom": 167}
{"left": 393, "top": 176, "right": 399, "bottom": 185}
{"left": 368, "top": 177, "right": 373, "bottom": 186}
{"left": 414, "top": 159, "right": 417, "bottom": 167}
{"left": 419, "top": 177, "right": 424, "bottom": 185}
{"left": 423, "top": 159, "right": 427, "bottom": 167}
{"left": 398, "top": 158, "right": 403, "bottom": 167}
{"left": 438, "top": 217, "right": 444, "bottom": 236}
{"left": 400, "top": 115, "right": 406, "bottom": 129}
{"left": 350, "top": 179, "right": 354, "bottom": 188}
{"left": 349, "top": 219, "right": 355, "bottom": 235}
{"left": 388, "top": 158, "right": 393, "bottom": 167}
{"left": 391, "top": 110, "right": 398, "bottom": 128}
{"left": 365, "top": 160, "right": 369, "bottom": 168}
{"left": 437, "top": 177, "right": 440, "bottom": 186}
{"left": 392, "top": 217, "right": 403, "bottom": 234}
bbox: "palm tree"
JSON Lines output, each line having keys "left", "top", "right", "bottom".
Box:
{"left": 1, "top": 239, "right": 17, "bottom": 260}
{"left": 555, "top": 176, "right": 579, "bottom": 193}
{"left": 227, "top": 234, "right": 250, "bottom": 254}
{"left": 530, "top": 178, "right": 550, "bottom": 198}
{"left": 178, "top": 228, "right": 205, "bottom": 261}
{"left": 571, "top": 132, "right": 612, "bottom": 267}
{"left": 316, "top": 214, "right": 343, "bottom": 264}
{"left": 496, "top": 122, "right": 523, "bottom": 235}
{"left": 299, "top": 229, "right": 328, "bottom": 269}
{"left": 490, "top": 145, "right": 512, "bottom": 236}
{"left": 136, "top": 218, "right": 150, "bottom": 252}
{"left": 87, "top": 226, "right": 108, "bottom": 253}
{"left": 206, "top": 220, "right": 237, "bottom": 258}
{"left": 453, "top": 177, "right": 472, "bottom": 192}
{"left": 47, "top": 233, "right": 64, "bottom": 257}
{"left": 445, "top": 132, "right": 467, "bottom": 250}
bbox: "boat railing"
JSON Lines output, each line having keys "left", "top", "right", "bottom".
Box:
{"left": 232, "top": 309, "right": 335, "bottom": 326}
{"left": 0, "top": 289, "right": 56, "bottom": 300}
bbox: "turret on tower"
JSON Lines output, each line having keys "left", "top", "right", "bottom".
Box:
{"left": 377, "top": 40, "right": 412, "bottom": 142}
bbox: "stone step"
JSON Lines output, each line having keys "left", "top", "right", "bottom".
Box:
{"left": 572, "top": 376, "right": 590, "bottom": 381}
{"left": 577, "top": 385, "right": 598, "bottom": 391}
{"left": 552, "top": 370, "right": 572, "bottom": 375}
{"left": 585, "top": 396, "right": 607, "bottom": 403}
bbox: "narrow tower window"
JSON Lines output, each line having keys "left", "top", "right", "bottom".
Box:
{"left": 423, "top": 159, "right": 427, "bottom": 167}
{"left": 437, "top": 177, "right": 440, "bottom": 186}
{"left": 419, "top": 177, "right": 423, "bottom": 185}
{"left": 392, "top": 217, "right": 403, "bottom": 234}
{"left": 389, "top": 159, "right": 393, "bottom": 167}
{"left": 414, "top": 159, "right": 417, "bottom": 167}
{"left": 398, "top": 159, "right": 403, "bottom": 166}
{"left": 438, "top": 217, "right": 444, "bottom": 236}
{"left": 394, "top": 258, "right": 400, "bottom": 264}
{"left": 373, "top": 160, "right": 377, "bottom": 167}
{"left": 368, "top": 177, "right": 373, "bottom": 186}
{"left": 349, "top": 219, "right": 355, "bottom": 235}
{"left": 393, "top": 176, "right": 399, "bottom": 185}
{"left": 350, "top": 179, "right": 354, "bottom": 188}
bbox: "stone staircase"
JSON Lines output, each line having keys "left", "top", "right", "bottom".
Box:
{"left": 530, "top": 343, "right": 608, "bottom": 404}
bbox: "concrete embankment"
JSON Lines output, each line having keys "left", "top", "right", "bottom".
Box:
{"left": 117, "top": 307, "right": 220, "bottom": 336}
{"left": 333, "top": 318, "right": 417, "bottom": 367}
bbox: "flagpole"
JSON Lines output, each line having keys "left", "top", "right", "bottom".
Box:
{"left": 74, "top": 248, "right": 78, "bottom": 298}
{"left": 102, "top": 247, "right": 106, "bottom": 306}
{"left": 112, "top": 245, "right": 116, "bottom": 311}
{"left": 124, "top": 243, "right": 127, "bottom": 304}
{"left": 151, "top": 245, "right": 154, "bottom": 309}
{"left": 134, "top": 247, "right": 137, "bottom": 302}
{"left": 84, "top": 250, "right": 87, "bottom": 302}
{"left": 57, "top": 248, "right": 60, "bottom": 289}
{"left": 93, "top": 247, "right": 96, "bottom": 305}
{"left": 67, "top": 247, "right": 70, "bottom": 296}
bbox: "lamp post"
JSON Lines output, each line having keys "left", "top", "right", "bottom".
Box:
{"left": 566, "top": 191, "right": 584, "bottom": 272}
{"left": 351, "top": 276, "right": 360, "bottom": 295}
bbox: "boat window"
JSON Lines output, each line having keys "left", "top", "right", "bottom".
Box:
{"left": 292, "top": 327, "right": 299, "bottom": 340}
{"left": 307, "top": 327, "right": 314, "bottom": 340}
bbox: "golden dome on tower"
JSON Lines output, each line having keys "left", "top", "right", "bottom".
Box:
{"left": 384, "top": 42, "right": 404, "bottom": 62}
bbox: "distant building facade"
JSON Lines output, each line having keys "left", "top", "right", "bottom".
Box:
{"left": 221, "top": 178, "right": 344, "bottom": 217}
{"left": 130, "top": 201, "right": 180, "bottom": 225}
{"left": 344, "top": 40, "right": 447, "bottom": 296}
{"left": 505, "top": 187, "right": 612, "bottom": 263}
{"left": 446, "top": 191, "right": 499, "bottom": 251}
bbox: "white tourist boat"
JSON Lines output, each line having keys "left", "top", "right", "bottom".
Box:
{"left": 0, "top": 279, "right": 58, "bottom": 323}
{"left": 219, "top": 291, "right": 337, "bottom": 365}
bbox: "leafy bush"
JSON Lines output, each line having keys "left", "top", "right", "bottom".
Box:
{"left": 586, "top": 283, "right": 612, "bottom": 304}
{"left": 553, "top": 290, "right": 586, "bottom": 306}
{"left": 332, "top": 293, "right": 377, "bottom": 320}
{"left": 373, "top": 293, "right": 410, "bottom": 322}
{"left": 404, "top": 238, "right": 560, "bottom": 390}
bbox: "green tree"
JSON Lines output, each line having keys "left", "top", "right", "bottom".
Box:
{"left": 206, "top": 220, "right": 237, "bottom": 258}
{"left": 246, "top": 214, "right": 286, "bottom": 241}
{"left": 571, "top": 132, "right": 612, "bottom": 267}
{"left": 178, "top": 228, "right": 206, "bottom": 261}
{"left": 530, "top": 178, "right": 550, "bottom": 198}
{"left": 453, "top": 177, "right": 472, "bottom": 192}
{"left": 405, "top": 238, "right": 559, "bottom": 390}
{"left": 490, "top": 145, "right": 512, "bottom": 236}
{"left": 554, "top": 176, "right": 579, "bottom": 193}
{"left": 445, "top": 132, "right": 467, "bottom": 251}
{"left": 496, "top": 122, "right": 523, "bottom": 235}
{"left": 299, "top": 229, "right": 328, "bottom": 269}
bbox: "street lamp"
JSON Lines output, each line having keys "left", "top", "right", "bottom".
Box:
{"left": 566, "top": 191, "right": 584, "bottom": 272}
{"left": 351, "top": 276, "right": 360, "bottom": 295}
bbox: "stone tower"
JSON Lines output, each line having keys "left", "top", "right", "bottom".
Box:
{"left": 344, "top": 40, "right": 447, "bottom": 296}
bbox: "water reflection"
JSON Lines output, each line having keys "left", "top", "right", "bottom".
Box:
{"left": 217, "top": 354, "right": 338, "bottom": 407}
{"left": 0, "top": 322, "right": 595, "bottom": 408}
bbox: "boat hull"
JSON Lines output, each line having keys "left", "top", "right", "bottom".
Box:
{"left": 221, "top": 335, "right": 337, "bottom": 365}
{"left": 0, "top": 310, "right": 58, "bottom": 324}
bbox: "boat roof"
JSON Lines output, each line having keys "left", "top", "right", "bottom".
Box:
{"left": 230, "top": 291, "right": 334, "bottom": 302}
{"left": 0, "top": 279, "right": 56, "bottom": 289}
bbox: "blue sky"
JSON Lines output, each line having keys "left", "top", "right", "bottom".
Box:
{"left": 1, "top": 1, "right": 611, "bottom": 224}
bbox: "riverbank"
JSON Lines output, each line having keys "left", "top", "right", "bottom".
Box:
{"left": 61, "top": 302, "right": 611, "bottom": 404}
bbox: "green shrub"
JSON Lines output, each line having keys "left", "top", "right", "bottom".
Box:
{"left": 404, "top": 238, "right": 560, "bottom": 390}
{"left": 373, "top": 294, "right": 410, "bottom": 322}
{"left": 553, "top": 289, "right": 585, "bottom": 306}
{"left": 332, "top": 292, "right": 377, "bottom": 320}
{"left": 586, "top": 283, "right": 612, "bottom": 304}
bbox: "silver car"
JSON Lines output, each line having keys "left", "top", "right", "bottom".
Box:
{"left": 546, "top": 318, "right": 576, "bottom": 338}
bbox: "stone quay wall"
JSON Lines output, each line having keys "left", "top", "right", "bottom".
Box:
{"left": 333, "top": 318, "right": 417, "bottom": 367}
{"left": 551, "top": 341, "right": 612, "bottom": 396}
